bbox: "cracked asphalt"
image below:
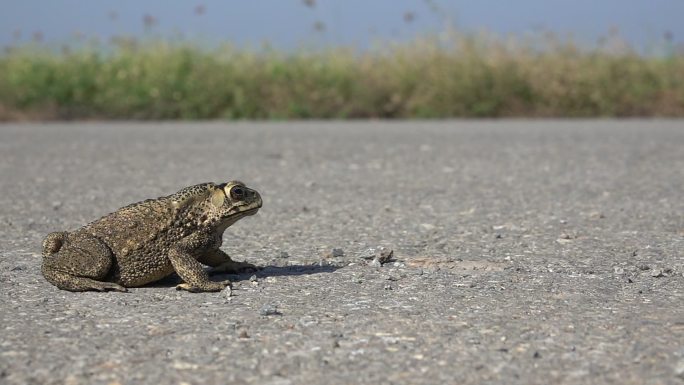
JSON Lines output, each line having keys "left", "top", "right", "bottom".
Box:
{"left": 0, "top": 121, "right": 682, "bottom": 385}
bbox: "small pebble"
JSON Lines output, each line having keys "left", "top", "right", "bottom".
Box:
{"left": 259, "top": 304, "right": 281, "bottom": 316}
{"left": 221, "top": 286, "right": 232, "bottom": 299}
{"left": 358, "top": 247, "right": 394, "bottom": 266}
{"left": 650, "top": 269, "right": 664, "bottom": 278}
{"left": 675, "top": 360, "right": 684, "bottom": 379}
{"left": 249, "top": 275, "right": 258, "bottom": 282}
{"left": 368, "top": 259, "right": 382, "bottom": 268}
{"left": 377, "top": 248, "right": 394, "bottom": 264}
{"left": 238, "top": 330, "right": 249, "bottom": 339}
{"left": 589, "top": 211, "right": 605, "bottom": 219}
{"left": 358, "top": 249, "right": 377, "bottom": 260}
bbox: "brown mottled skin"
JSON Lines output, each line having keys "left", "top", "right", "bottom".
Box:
{"left": 41, "top": 181, "right": 262, "bottom": 292}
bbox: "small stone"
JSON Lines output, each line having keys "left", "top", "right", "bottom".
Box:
{"left": 331, "top": 248, "right": 344, "bottom": 258}
{"left": 259, "top": 304, "right": 281, "bottom": 316}
{"left": 238, "top": 330, "right": 249, "bottom": 339}
{"left": 359, "top": 247, "right": 393, "bottom": 265}
{"left": 589, "top": 211, "right": 605, "bottom": 219}
{"left": 377, "top": 248, "right": 394, "bottom": 264}
{"left": 249, "top": 275, "right": 258, "bottom": 282}
{"left": 358, "top": 248, "right": 377, "bottom": 260}
{"left": 674, "top": 360, "right": 684, "bottom": 379}
{"left": 650, "top": 269, "right": 664, "bottom": 278}
{"left": 221, "top": 286, "right": 232, "bottom": 299}
{"left": 613, "top": 267, "right": 624, "bottom": 275}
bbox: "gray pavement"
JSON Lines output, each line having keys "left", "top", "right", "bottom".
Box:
{"left": 0, "top": 121, "right": 682, "bottom": 385}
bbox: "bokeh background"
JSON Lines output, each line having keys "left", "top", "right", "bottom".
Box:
{"left": 1, "top": 0, "right": 683, "bottom": 119}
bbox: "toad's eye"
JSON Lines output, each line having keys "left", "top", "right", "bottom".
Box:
{"left": 230, "top": 186, "right": 244, "bottom": 199}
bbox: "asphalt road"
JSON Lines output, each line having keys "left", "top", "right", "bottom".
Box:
{"left": 0, "top": 121, "right": 682, "bottom": 385}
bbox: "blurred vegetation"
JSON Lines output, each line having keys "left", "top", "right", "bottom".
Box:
{"left": 1, "top": 33, "right": 683, "bottom": 120}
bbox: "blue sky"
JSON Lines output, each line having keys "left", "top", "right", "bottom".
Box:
{"left": 1, "top": 0, "right": 681, "bottom": 51}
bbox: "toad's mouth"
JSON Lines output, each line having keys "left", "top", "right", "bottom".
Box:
{"left": 220, "top": 206, "right": 260, "bottom": 227}
{"left": 239, "top": 207, "right": 260, "bottom": 216}
{"left": 228, "top": 205, "right": 260, "bottom": 217}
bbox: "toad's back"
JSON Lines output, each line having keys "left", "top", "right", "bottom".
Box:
{"left": 81, "top": 198, "right": 178, "bottom": 255}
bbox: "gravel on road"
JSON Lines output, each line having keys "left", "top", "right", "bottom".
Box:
{"left": 0, "top": 121, "right": 682, "bottom": 385}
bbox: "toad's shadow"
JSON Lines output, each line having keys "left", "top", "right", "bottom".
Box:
{"left": 149, "top": 263, "right": 342, "bottom": 288}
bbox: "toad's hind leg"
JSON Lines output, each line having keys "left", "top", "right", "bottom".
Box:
{"left": 41, "top": 232, "right": 127, "bottom": 292}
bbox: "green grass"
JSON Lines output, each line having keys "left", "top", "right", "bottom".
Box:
{"left": 1, "top": 35, "right": 683, "bottom": 120}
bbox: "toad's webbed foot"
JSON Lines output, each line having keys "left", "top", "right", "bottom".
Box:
{"left": 208, "top": 260, "right": 260, "bottom": 275}
{"left": 175, "top": 280, "right": 231, "bottom": 293}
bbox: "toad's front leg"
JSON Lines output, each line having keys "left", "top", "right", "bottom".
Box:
{"left": 169, "top": 235, "right": 230, "bottom": 292}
